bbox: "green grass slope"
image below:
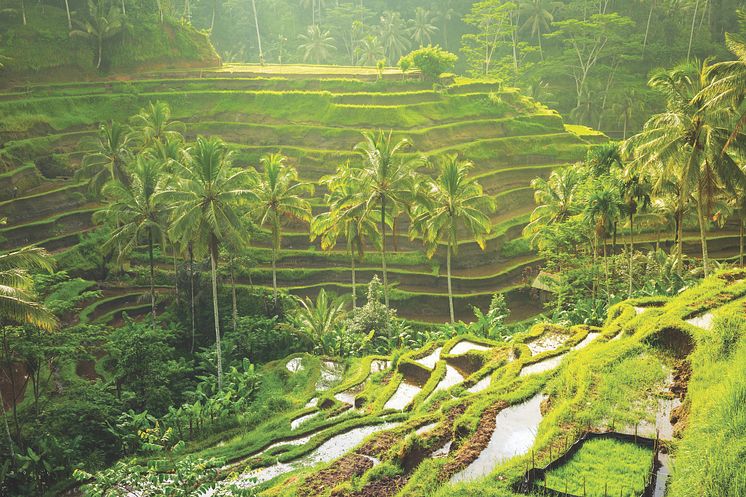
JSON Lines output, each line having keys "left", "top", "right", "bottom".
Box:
{"left": 138, "top": 268, "right": 746, "bottom": 497}
{"left": 4, "top": 65, "right": 737, "bottom": 324}
{"left": 0, "top": 6, "right": 219, "bottom": 84}
{"left": 0, "top": 67, "right": 608, "bottom": 322}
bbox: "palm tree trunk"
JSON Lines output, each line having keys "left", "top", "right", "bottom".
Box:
{"left": 20, "top": 0, "right": 26, "bottom": 25}
{"left": 0, "top": 388, "right": 14, "bottom": 465}
{"left": 642, "top": 0, "right": 654, "bottom": 56}
{"left": 696, "top": 199, "right": 710, "bottom": 277}
{"left": 189, "top": 244, "right": 195, "bottom": 354}
{"left": 156, "top": 0, "right": 163, "bottom": 22}
{"left": 380, "top": 194, "right": 389, "bottom": 307}
{"left": 173, "top": 246, "right": 180, "bottom": 306}
{"left": 676, "top": 203, "right": 684, "bottom": 275}
{"left": 738, "top": 221, "right": 746, "bottom": 267}
{"left": 628, "top": 213, "right": 634, "bottom": 298}
{"left": 251, "top": 0, "right": 263, "bottom": 62}
{"left": 64, "top": 0, "right": 72, "bottom": 29}
{"left": 603, "top": 239, "right": 610, "bottom": 304}
{"left": 447, "top": 242, "right": 454, "bottom": 323}
{"left": 209, "top": 243, "right": 223, "bottom": 390}
{"left": 231, "top": 257, "right": 238, "bottom": 333}
{"left": 351, "top": 253, "right": 357, "bottom": 308}
{"left": 148, "top": 232, "right": 156, "bottom": 327}
{"left": 537, "top": 28, "right": 544, "bottom": 61}
{"left": 272, "top": 240, "right": 278, "bottom": 307}
{"left": 96, "top": 37, "right": 103, "bottom": 69}
{"left": 687, "top": 0, "right": 700, "bottom": 61}
{"left": 121, "top": 0, "right": 127, "bottom": 16}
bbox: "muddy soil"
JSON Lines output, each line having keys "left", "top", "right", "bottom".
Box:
{"left": 304, "top": 453, "right": 374, "bottom": 497}
{"left": 440, "top": 401, "right": 506, "bottom": 480}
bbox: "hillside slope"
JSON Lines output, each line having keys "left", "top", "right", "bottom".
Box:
{"left": 142, "top": 268, "right": 746, "bottom": 496}
{"left": 1, "top": 65, "right": 741, "bottom": 324}
{"left": 0, "top": 6, "right": 219, "bottom": 84}
{"left": 0, "top": 65, "right": 608, "bottom": 323}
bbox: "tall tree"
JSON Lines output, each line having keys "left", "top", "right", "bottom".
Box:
{"left": 379, "top": 11, "right": 410, "bottom": 62}
{"left": 251, "top": 0, "right": 263, "bottom": 62}
{"left": 298, "top": 25, "right": 336, "bottom": 64}
{"left": 352, "top": 130, "right": 419, "bottom": 307}
{"left": 77, "top": 121, "right": 132, "bottom": 193}
{"left": 248, "top": 153, "right": 312, "bottom": 306}
{"left": 519, "top": 0, "right": 555, "bottom": 60}
{"left": 129, "top": 101, "right": 185, "bottom": 150}
{"left": 312, "top": 163, "right": 379, "bottom": 308}
{"left": 627, "top": 59, "right": 746, "bottom": 277}
{"left": 0, "top": 243, "right": 56, "bottom": 461}
{"left": 523, "top": 167, "right": 583, "bottom": 245}
{"left": 411, "top": 156, "right": 495, "bottom": 323}
{"left": 409, "top": 7, "right": 438, "bottom": 47}
{"left": 95, "top": 156, "right": 168, "bottom": 326}
{"left": 69, "top": 0, "right": 125, "bottom": 70}
{"left": 160, "top": 137, "right": 254, "bottom": 389}
{"left": 583, "top": 182, "right": 622, "bottom": 303}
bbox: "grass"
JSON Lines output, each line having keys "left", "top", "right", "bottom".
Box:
{"left": 545, "top": 438, "right": 653, "bottom": 497}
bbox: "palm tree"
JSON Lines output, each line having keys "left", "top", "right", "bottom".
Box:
{"left": 77, "top": 121, "right": 132, "bottom": 192}
{"left": 519, "top": 0, "right": 555, "bottom": 60}
{"left": 620, "top": 170, "right": 652, "bottom": 297}
{"left": 129, "top": 101, "right": 185, "bottom": 150}
{"left": 70, "top": 0, "right": 125, "bottom": 70}
{"left": 355, "top": 35, "right": 385, "bottom": 66}
{"left": 64, "top": 0, "right": 72, "bottom": 29}
{"left": 251, "top": 0, "right": 263, "bottom": 62}
{"left": 411, "top": 156, "right": 495, "bottom": 323}
{"left": 0, "top": 243, "right": 56, "bottom": 461}
{"left": 352, "top": 130, "right": 419, "bottom": 307}
{"left": 248, "top": 153, "right": 312, "bottom": 306}
{"left": 379, "top": 11, "right": 410, "bottom": 63}
{"left": 160, "top": 137, "right": 254, "bottom": 389}
{"left": 627, "top": 60, "right": 746, "bottom": 277}
{"left": 292, "top": 289, "right": 347, "bottom": 352}
{"left": 409, "top": 7, "right": 438, "bottom": 47}
{"left": 95, "top": 156, "right": 167, "bottom": 326}
{"left": 523, "top": 167, "right": 582, "bottom": 246}
{"left": 312, "top": 163, "right": 380, "bottom": 308}
{"left": 584, "top": 183, "right": 622, "bottom": 302}
{"left": 298, "top": 25, "right": 336, "bottom": 64}
{"left": 702, "top": 31, "right": 746, "bottom": 150}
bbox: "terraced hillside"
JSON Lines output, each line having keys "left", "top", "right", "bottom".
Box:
{"left": 150, "top": 268, "right": 746, "bottom": 497}
{"left": 2, "top": 64, "right": 738, "bottom": 323}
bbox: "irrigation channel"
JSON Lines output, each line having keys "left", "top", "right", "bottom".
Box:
{"left": 231, "top": 422, "right": 402, "bottom": 489}
{"left": 450, "top": 393, "right": 547, "bottom": 483}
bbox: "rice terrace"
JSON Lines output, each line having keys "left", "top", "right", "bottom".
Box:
{"left": 0, "top": 1, "right": 745, "bottom": 497}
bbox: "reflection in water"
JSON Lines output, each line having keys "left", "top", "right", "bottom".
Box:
{"left": 430, "top": 365, "right": 464, "bottom": 397}
{"left": 384, "top": 381, "right": 422, "bottom": 410}
{"left": 450, "top": 394, "right": 546, "bottom": 483}
{"left": 572, "top": 332, "right": 600, "bottom": 351}
{"left": 450, "top": 341, "right": 489, "bottom": 355}
{"left": 236, "top": 422, "right": 400, "bottom": 488}
{"left": 291, "top": 412, "right": 320, "bottom": 430}
{"left": 519, "top": 354, "right": 566, "bottom": 377}
{"left": 415, "top": 347, "right": 442, "bottom": 369}
{"left": 467, "top": 375, "right": 491, "bottom": 394}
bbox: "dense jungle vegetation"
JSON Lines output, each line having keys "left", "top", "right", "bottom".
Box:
{"left": 1, "top": 0, "right": 746, "bottom": 496}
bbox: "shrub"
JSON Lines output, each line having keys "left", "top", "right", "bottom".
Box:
{"left": 399, "top": 46, "right": 458, "bottom": 82}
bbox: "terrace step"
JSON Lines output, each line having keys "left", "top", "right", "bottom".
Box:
{"left": 0, "top": 182, "right": 89, "bottom": 223}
